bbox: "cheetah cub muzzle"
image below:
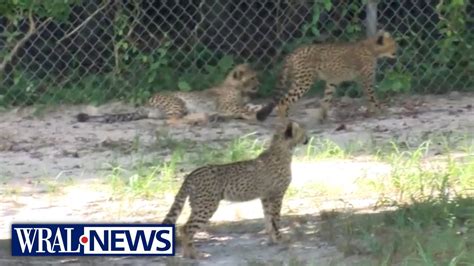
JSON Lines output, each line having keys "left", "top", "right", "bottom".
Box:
{"left": 162, "top": 120, "right": 309, "bottom": 259}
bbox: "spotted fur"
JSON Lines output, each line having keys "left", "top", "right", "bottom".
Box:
{"left": 256, "top": 30, "right": 398, "bottom": 122}
{"left": 76, "top": 64, "right": 262, "bottom": 124}
{"left": 162, "top": 120, "right": 309, "bottom": 259}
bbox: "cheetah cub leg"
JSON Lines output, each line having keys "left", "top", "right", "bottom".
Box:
{"left": 165, "top": 114, "right": 209, "bottom": 127}
{"left": 166, "top": 117, "right": 186, "bottom": 127}
{"left": 276, "top": 104, "right": 290, "bottom": 121}
{"left": 180, "top": 200, "right": 219, "bottom": 259}
{"left": 181, "top": 113, "right": 211, "bottom": 126}
{"left": 317, "top": 83, "right": 337, "bottom": 123}
{"left": 360, "top": 74, "right": 383, "bottom": 116}
{"left": 179, "top": 226, "right": 209, "bottom": 259}
{"left": 261, "top": 194, "right": 289, "bottom": 245}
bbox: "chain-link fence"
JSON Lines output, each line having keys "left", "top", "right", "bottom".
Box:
{"left": 0, "top": 0, "right": 472, "bottom": 106}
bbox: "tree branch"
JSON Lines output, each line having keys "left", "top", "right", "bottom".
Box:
{"left": 56, "top": 0, "right": 111, "bottom": 44}
{"left": 0, "top": 10, "right": 52, "bottom": 74}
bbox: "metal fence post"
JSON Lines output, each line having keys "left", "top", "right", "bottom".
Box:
{"left": 365, "top": 0, "right": 378, "bottom": 37}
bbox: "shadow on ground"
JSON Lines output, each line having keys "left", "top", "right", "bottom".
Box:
{"left": 0, "top": 213, "right": 367, "bottom": 265}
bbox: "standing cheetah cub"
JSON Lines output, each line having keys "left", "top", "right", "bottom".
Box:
{"left": 256, "top": 30, "right": 398, "bottom": 123}
{"left": 162, "top": 120, "right": 309, "bottom": 259}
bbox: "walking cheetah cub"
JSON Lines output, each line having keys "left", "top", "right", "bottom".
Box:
{"left": 162, "top": 120, "right": 309, "bottom": 259}
{"left": 256, "top": 30, "right": 398, "bottom": 123}
{"left": 76, "top": 64, "right": 262, "bottom": 125}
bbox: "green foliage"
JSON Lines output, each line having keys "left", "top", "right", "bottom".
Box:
{"left": 178, "top": 54, "right": 236, "bottom": 91}
{"left": 317, "top": 137, "right": 474, "bottom": 265}
{"left": 395, "top": 0, "right": 473, "bottom": 94}
{"left": 0, "top": 0, "right": 79, "bottom": 106}
{"left": 0, "top": 0, "right": 242, "bottom": 107}
{"left": 177, "top": 81, "right": 192, "bottom": 92}
{"left": 255, "top": 64, "right": 280, "bottom": 97}
{"left": 190, "top": 133, "right": 265, "bottom": 166}
{"left": 378, "top": 69, "right": 412, "bottom": 96}
{"left": 305, "top": 1, "right": 364, "bottom": 41}
{"left": 321, "top": 196, "right": 474, "bottom": 265}
{"left": 432, "top": 0, "right": 473, "bottom": 90}
{"left": 302, "top": 0, "right": 333, "bottom": 38}
{"left": 1, "top": 1, "right": 473, "bottom": 106}
{"left": 0, "top": 0, "right": 78, "bottom": 20}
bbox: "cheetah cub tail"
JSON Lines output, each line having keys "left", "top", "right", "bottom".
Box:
{"left": 76, "top": 113, "right": 91, "bottom": 122}
{"left": 162, "top": 179, "right": 190, "bottom": 224}
{"left": 75, "top": 110, "right": 149, "bottom": 123}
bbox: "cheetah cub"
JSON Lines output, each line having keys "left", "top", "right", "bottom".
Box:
{"left": 76, "top": 64, "right": 262, "bottom": 125}
{"left": 256, "top": 30, "right": 398, "bottom": 123}
{"left": 162, "top": 120, "right": 309, "bottom": 259}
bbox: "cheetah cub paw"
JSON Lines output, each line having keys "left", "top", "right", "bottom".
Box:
{"left": 366, "top": 104, "right": 387, "bottom": 117}
{"left": 261, "top": 234, "right": 290, "bottom": 246}
{"left": 244, "top": 103, "right": 264, "bottom": 113}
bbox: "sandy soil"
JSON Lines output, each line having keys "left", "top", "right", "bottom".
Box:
{"left": 0, "top": 93, "right": 473, "bottom": 265}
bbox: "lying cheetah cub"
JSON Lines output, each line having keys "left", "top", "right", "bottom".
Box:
{"left": 162, "top": 120, "right": 309, "bottom": 259}
{"left": 256, "top": 30, "right": 398, "bottom": 123}
{"left": 76, "top": 64, "right": 262, "bottom": 125}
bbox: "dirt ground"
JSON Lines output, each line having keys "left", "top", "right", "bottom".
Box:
{"left": 0, "top": 93, "right": 473, "bottom": 265}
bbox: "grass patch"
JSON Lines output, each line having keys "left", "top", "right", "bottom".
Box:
{"left": 188, "top": 132, "right": 266, "bottom": 166}
{"left": 103, "top": 133, "right": 266, "bottom": 199}
{"left": 318, "top": 139, "right": 474, "bottom": 265}
{"left": 105, "top": 149, "right": 184, "bottom": 199}
{"left": 320, "top": 197, "right": 474, "bottom": 265}
{"left": 100, "top": 131, "right": 474, "bottom": 264}
{"left": 297, "top": 137, "right": 356, "bottom": 160}
{"left": 1, "top": 185, "right": 21, "bottom": 197}
{"left": 370, "top": 140, "right": 474, "bottom": 203}
{"left": 105, "top": 132, "right": 357, "bottom": 200}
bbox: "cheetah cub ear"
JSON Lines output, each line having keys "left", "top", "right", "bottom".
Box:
{"left": 233, "top": 69, "right": 244, "bottom": 80}
{"left": 375, "top": 30, "right": 391, "bottom": 45}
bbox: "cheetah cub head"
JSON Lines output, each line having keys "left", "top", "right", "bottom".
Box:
{"left": 274, "top": 120, "right": 309, "bottom": 149}
{"left": 371, "top": 30, "right": 398, "bottom": 59}
{"left": 224, "top": 63, "right": 260, "bottom": 96}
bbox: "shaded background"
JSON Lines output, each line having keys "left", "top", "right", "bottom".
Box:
{"left": 0, "top": 0, "right": 472, "bottom": 106}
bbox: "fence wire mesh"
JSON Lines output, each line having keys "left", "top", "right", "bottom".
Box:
{"left": 0, "top": 0, "right": 472, "bottom": 106}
